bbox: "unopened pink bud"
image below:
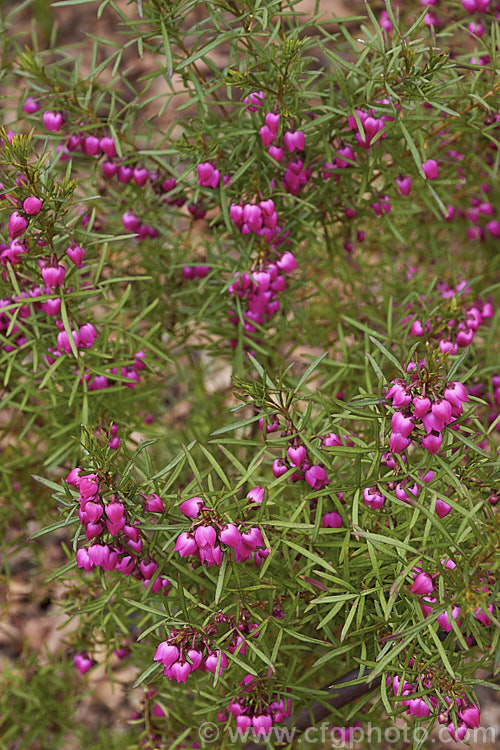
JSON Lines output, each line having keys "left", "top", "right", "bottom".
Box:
{"left": 102, "top": 161, "right": 117, "bottom": 178}
{"left": 23, "top": 196, "right": 42, "bottom": 215}
{"left": 67, "top": 244, "right": 85, "bottom": 266}
{"left": 268, "top": 145, "right": 285, "bottom": 162}
{"left": 122, "top": 211, "right": 140, "bottom": 232}
{"left": 74, "top": 652, "right": 93, "bottom": 674}
{"left": 43, "top": 111, "right": 64, "bottom": 131}
{"left": 260, "top": 125, "right": 276, "bottom": 147}
{"left": 99, "top": 136, "right": 117, "bottom": 158}
{"left": 265, "top": 112, "right": 280, "bottom": 133}
{"left": 422, "top": 159, "right": 439, "bottom": 179}
{"left": 84, "top": 136, "right": 100, "bottom": 155}
{"left": 105, "top": 502, "right": 124, "bottom": 524}
{"left": 287, "top": 444, "right": 307, "bottom": 467}
{"left": 133, "top": 167, "right": 149, "bottom": 187}
{"left": 23, "top": 97, "right": 40, "bottom": 114}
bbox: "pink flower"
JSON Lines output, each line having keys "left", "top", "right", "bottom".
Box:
{"left": 389, "top": 432, "right": 411, "bottom": 453}
{"left": 205, "top": 651, "right": 228, "bottom": 675}
{"left": 42, "top": 264, "right": 65, "bottom": 288}
{"left": 144, "top": 493, "right": 165, "bottom": 513}
{"left": 322, "top": 512, "right": 343, "bottom": 528}
{"left": 413, "top": 396, "right": 431, "bottom": 418}
{"left": 219, "top": 523, "right": 242, "bottom": 548}
{"left": 197, "top": 162, "right": 220, "bottom": 189}
{"left": 76, "top": 548, "right": 93, "bottom": 571}
{"left": 259, "top": 125, "right": 276, "bottom": 147}
{"left": 459, "top": 705, "right": 480, "bottom": 729}
{"left": 179, "top": 497, "right": 204, "bottom": 518}
{"left": 154, "top": 642, "right": 179, "bottom": 667}
{"left": 272, "top": 459, "right": 289, "bottom": 478}
{"left": 8, "top": 212, "right": 28, "bottom": 240}
{"left": 411, "top": 572, "right": 434, "bottom": 595}
{"left": 170, "top": 660, "right": 191, "bottom": 683}
{"left": 243, "top": 91, "right": 264, "bottom": 111}
{"left": 252, "top": 714, "right": 273, "bottom": 734}
{"left": 174, "top": 532, "right": 198, "bottom": 557}
{"left": 67, "top": 244, "right": 85, "bottom": 266}
{"left": 66, "top": 467, "right": 82, "bottom": 486}
{"left": 408, "top": 698, "right": 431, "bottom": 717}
{"left": 268, "top": 145, "right": 285, "bottom": 162}
{"left": 105, "top": 502, "right": 124, "bottom": 524}
{"left": 79, "top": 474, "right": 99, "bottom": 498}
{"left": 43, "top": 111, "right": 64, "bottom": 131}
{"left": 240, "top": 526, "right": 263, "bottom": 550}
{"left": 304, "top": 465, "right": 329, "bottom": 489}
{"left": 102, "top": 161, "right": 117, "bottom": 178}
{"left": 435, "top": 498, "right": 452, "bottom": 518}
{"left": 79, "top": 323, "right": 97, "bottom": 348}
{"left": 391, "top": 411, "right": 415, "bottom": 438}
{"left": 23, "top": 97, "right": 39, "bottom": 114}
{"left": 363, "top": 486, "right": 385, "bottom": 510}
{"left": 99, "top": 136, "right": 116, "bottom": 157}
{"left": 23, "top": 196, "right": 42, "bottom": 215}
{"left": 265, "top": 112, "right": 280, "bottom": 133}
{"left": 444, "top": 381, "right": 468, "bottom": 408}
{"left": 396, "top": 176, "right": 412, "bottom": 196}
{"left": 283, "top": 130, "right": 305, "bottom": 152}
{"left": 422, "top": 430, "right": 443, "bottom": 454}
{"left": 287, "top": 445, "right": 307, "bottom": 467}
{"left": 276, "top": 252, "right": 297, "bottom": 273}
{"left": 194, "top": 525, "right": 217, "bottom": 548}
{"left": 437, "top": 605, "right": 461, "bottom": 632}
{"left": 74, "top": 652, "right": 93, "bottom": 674}
{"left": 84, "top": 135, "right": 100, "bottom": 155}
{"left": 422, "top": 159, "right": 439, "bottom": 180}
{"left": 246, "top": 486, "right": 265, "bottom": 504}
{"left": 133, "top": 167, "right": 149, "bottom": 187}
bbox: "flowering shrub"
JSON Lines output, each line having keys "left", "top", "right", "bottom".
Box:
{"left": 0, "top": 0, "right": 498, "bottom": 748}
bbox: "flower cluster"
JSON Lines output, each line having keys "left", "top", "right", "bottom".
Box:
{"left": 410, "top": 559, "right": 494, "bottom": 632}
{"left": 175, "top": 497, "right": 269, "bottom": 566}
{"left": 403, "top": 280, "right": 494, "bottom": 353}
{"left": 227, "top": 251, "right": 297, "bottom": 346}
{"left": 224, "top": 674, "right": 291, "bottom": 735}
{"left": 68, "top": 468, "right": 170, "bottom": 594}
{"left": 154, "top": 627, "right": 228, "bottom": 684}
{"left": 387, "top": 672, "right": 480, "bottom": 741}
{"left": 387, "top": 361, "right": 469, "bottom": 454}
{"left": 363, "top": 464, "right": 452, "bottom": 517}
{"left": 347, "top": 108, "right": 389, "bottom": 150}
{"left": 247, "top": 96, "right": 310, "bottom": 193}
{"left": 230, "top": 198, "right": 282, "bottom": 245}
{"left": 78, "top": 350, "right": 147, "bottom": 391}
{"left": 272, "top": 438, "right": 330, "bottom": 490}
